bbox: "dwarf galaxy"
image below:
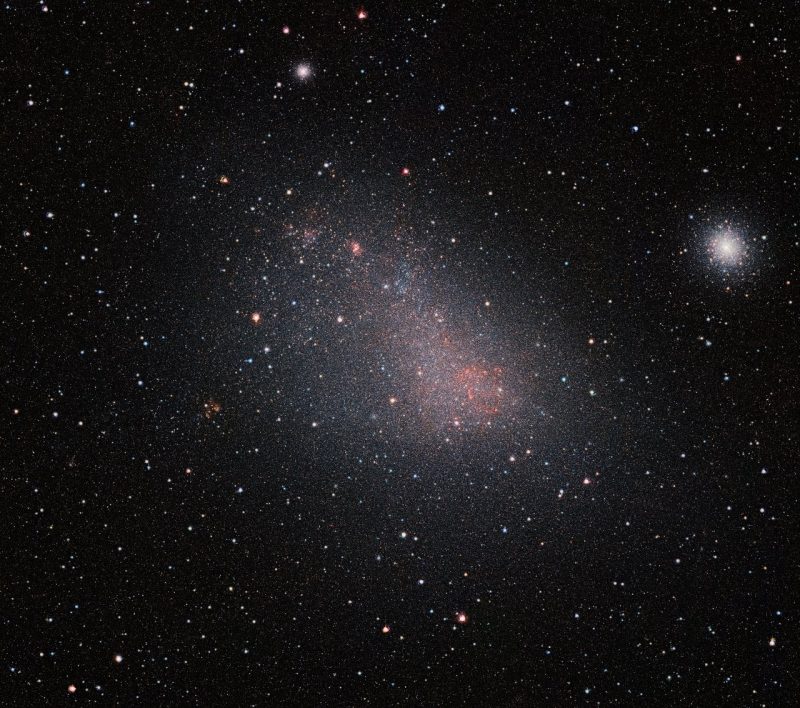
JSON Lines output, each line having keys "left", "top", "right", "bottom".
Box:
{"left": 3, "top": 2, "right": 795, "bottom": 705}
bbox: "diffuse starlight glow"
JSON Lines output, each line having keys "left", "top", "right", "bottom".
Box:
{"left": 253, "top": 202, "right": 537, "bottom": 455}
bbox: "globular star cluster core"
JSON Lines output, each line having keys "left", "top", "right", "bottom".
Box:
{"left": 3, "top": 2, "right": 797, "bottom": 706}
{"left": 707, "top": 223, "right": 748, "bottom": 269}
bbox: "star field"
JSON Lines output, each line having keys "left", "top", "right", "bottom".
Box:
{"left": 2, "top": 2, "right": 797, "bottom": 705}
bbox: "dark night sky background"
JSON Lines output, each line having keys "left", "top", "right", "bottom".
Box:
{"left": 2, "top": 1, "right": 798, "bottom": 705}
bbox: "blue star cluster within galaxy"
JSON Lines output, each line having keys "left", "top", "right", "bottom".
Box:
{"left": 3, "top": 2, "right": 796, "bottom": 705}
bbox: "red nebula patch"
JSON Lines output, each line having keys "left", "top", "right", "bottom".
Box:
{"left": 454, "top": 365, "right": 503, "bottom": 416}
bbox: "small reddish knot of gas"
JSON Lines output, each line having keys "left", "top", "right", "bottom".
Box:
{"left": 454, "top": 365, "right": 503, "bottom": 416}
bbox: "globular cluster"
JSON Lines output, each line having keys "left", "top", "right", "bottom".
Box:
{"left": 3, "top": 2, "right": 797, "bottom": 706}
{"left": 706, "top": 222, "right": 750, "bottom": 270}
